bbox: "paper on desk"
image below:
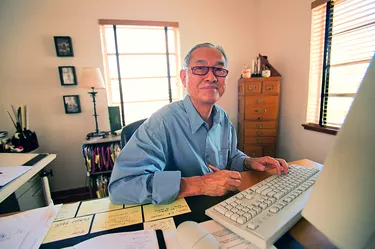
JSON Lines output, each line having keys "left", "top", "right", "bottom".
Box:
{"left": 0, "top": 203, "right": 62, "bottom": 249}
{"left": 65, "top": 229, "right": 159, "bottom": 249}
{"left": 143, "top": 198, "right": 191, "bottom": 222}
{"left": 0, "top": 166, "right": 32, "bottom": 186}
{"left": 91, "top": 206, "right": 143, "bottom": 233}
{"left": 43, "top": 215, "right": 93, "bottom": 244}
{"left": 55, "top": 202, "right": 80, "bottom": 221}
{"left": 200, "top": 220, "right": 277, "bottom": 249}
{"left": 144, "top": 217, "right": 176, "bottom": 232}
{"left": 76, "top": 197, "right": 123, "bottom": 217}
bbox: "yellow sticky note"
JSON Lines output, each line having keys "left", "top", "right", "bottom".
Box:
{"left": 91, "top": 206, "right": 143, "bottom": 233}
{"left": 43, "top": 215, "right": 93, "bottom": 244}
{"left": 55, "top": 202, "right": 80, "bottom": 221}
{"left": 77, "top": 197, "right": 123, "bottom": 217}
{"left": 143, "top": 217, "right": 176, "bottom": 232}
{"left": 143, "top": 198, "right": 191, "bottom": 222}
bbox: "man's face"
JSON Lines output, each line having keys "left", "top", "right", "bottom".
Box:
{"left": 180, "top": 47, "right": 227, "bottom": 106}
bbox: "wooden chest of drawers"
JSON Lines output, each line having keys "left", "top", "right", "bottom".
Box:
{"left": 238, "top": 77, "right": 281, "bottom": 157}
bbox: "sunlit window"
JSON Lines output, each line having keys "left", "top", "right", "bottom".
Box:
{"left": 100, "top": 21, "right": 182, "bottom": 125}
{"left": 306, "top": 0, "right": 375, "bottom": 128}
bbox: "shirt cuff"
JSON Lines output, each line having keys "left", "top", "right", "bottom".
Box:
{"left": 231, "top": 156, "right": 248, "bottom": 172}
{"left": 152, "top": 170, "right": 181, "bottom": 204}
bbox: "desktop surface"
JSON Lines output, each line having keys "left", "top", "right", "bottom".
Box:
{"left": 40, "top": 159, "right": 335, "bottom": 249}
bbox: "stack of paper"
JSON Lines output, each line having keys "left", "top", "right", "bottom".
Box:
{"left": 0, "top": 166, "right": 32, "bottom": 186}
{"left": 0, "top": 203, "right": 62, "bottom": 249}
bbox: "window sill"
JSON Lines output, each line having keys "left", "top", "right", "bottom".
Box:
{"left": 301, "top": 123, "right": 338, "bottom": 135}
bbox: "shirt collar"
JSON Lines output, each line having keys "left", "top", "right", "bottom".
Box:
{"left": 182, "top": 95, "right": 222, "bottom": 134}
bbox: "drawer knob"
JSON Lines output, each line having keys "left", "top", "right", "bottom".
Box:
{"left": 248, "top": 85, "right": 257, "bottom": 91}
{"left": 255, "top": 109, "right": 266, "bottom": 113}
{"left": 257, "top": 117, "right": 263, "bottom": 120}
{"left": 256, "top": 139, "right": 263, "bottom": 144}
{"left": 257, "top": 124, "right": 263, "bottom": 128}
{"left": 266, "top": 85, "right": 275, "bottom": 91}
{"left": 257, "top": 132, "right": 263, "bottom": 136}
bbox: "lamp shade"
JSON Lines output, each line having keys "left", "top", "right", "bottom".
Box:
{"left": 79, "top": 67, "right": 106, "bottom": 89}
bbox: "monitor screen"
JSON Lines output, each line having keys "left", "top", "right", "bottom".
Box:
{"left": 302, "top": 57, "right": 375, "bottom": 249}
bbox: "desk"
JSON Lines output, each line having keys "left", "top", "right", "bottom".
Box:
{"left": 0, "top": 153, "right": 56, "bottom": 204}
{"left": 41, "top": 159, "right": 336, "bottom": 249}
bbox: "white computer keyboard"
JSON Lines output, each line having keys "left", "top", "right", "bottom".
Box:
{"left": 205, "top": 164, "right": 320, "bottom": 249}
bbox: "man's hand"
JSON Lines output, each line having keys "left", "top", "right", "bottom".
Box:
{"left": 202, "top": 164, "right": 242, "bottom": 196}
{"left": 178, "top": 164, "right": 241, "bottom": 198}
{"left": 244, "top": 156, "right": 289, "bottom": 175}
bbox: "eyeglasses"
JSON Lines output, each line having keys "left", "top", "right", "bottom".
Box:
{"left": 186, "top": 66, "right": 229, "bottom": 77}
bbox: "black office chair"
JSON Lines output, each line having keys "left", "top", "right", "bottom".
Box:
{"left": 120, "top": 118, "right": 147, "bottom": 148}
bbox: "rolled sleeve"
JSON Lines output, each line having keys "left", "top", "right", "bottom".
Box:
{"left": 152, "top": 170, "right": 181, "bottom": 204}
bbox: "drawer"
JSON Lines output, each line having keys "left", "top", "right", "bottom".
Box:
{"left": 245, "top": 95, "right": 278, "bottom": 106}
{"left": 245, "top": 129, "right": 277, "bottom": 137}
{"left": 244, "top": 121, "right": 277, "bottom": 129}
{"left": 245, "top": 137, "right": 276, "bottom": 144}
{"left": 244, "top": 82, "right": 261, "bottom": 94}
{"left": 262, "top": 81, "right": 280, "bottom": 94}
{"left": 263, "top": 146, "right": 276, "bottom": 157}
{"left": 243, "top": 145, "right": 263, "bottom": 157}
{"left": 14, "top": 174, "right": 40, "bottom": 199}
{"left": 17, "top": 182, "right": 45, "bottom": 211}
{"left": 245, "top": 108, "right": 278, "bottom": 121}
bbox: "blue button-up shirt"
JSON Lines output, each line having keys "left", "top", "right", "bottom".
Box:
{"left": 108, "top": 95, "right": 247, "bottom": 205}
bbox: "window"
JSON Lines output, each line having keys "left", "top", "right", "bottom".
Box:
{"left": 99, "top": 20, "right": 182, "bottom": 125}
{"left": 305, "top": 0, "right": 375, "bottom": 133}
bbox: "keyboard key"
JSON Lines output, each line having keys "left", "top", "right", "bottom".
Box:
{"left": 214, "top": 206, "right": 227, "bottom": 214}
{"left": 256, "top": 185, "right": 269, "bottom": 193}
{"left": 237, "top": 216, "right": 246, "bottom": 224}
{"left": 247, "top": 222, "right": 259, "bottom": 230}
{"left": 248, "top": 210, "right": 257, "bottom": 217}
{"left": 243, "top": 213, "right": 252, "bottom": 220}
{"left": 237, "top": 210, "right": 245, "bottom": 216}
{"left": 259, "top": 203, "right": 268, "bottom": 209}
{"left": 225, "top": 211, "right": 233, "bottom": 218}
{"left": 269, "top": 207, "right": 279, "bottom": 213}
{"left": 232, "top": 208, "right": 239, "bottom": 213}
{"left": 231, "top": 213, "right": 240, "bottom": 221}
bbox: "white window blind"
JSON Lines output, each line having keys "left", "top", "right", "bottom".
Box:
{"left": 307, "top": 0, "right": 375, "bottom": 128}
{"left": 100, "top": 21, "right": 182, "bottom": 125}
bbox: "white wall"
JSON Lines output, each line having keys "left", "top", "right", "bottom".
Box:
{"left": 256, "top": 0, "right": 336, "bottom": 162}
{"left": 0, "top": 0, "right": 258, "bottom": 191}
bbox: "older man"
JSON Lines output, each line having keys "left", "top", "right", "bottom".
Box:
{"left": 108, "top": 43, "right": 288, "bottom": 205}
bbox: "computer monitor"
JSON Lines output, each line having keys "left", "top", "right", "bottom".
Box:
{"left": 302, "top": 57, "right": 375, "bottom": 249}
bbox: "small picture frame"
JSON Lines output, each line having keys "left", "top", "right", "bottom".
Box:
{"left": 54, "top": 36, "right": 74, "bottom": 57}
{"left": 63, "top": 95, "right": 81, "bottom": 114}
{"left": 58, "top": 66, "right": 77, "bottom": 86}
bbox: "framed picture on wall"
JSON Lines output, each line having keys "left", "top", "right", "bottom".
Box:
{"left": 54, "top": 36, "right": 74, "bottom": 57}
{"left": 59, "top": 66, "right": 77, "bottom": 85}
{"left": 63, "top": 95, "right": 81, "bottom": 114}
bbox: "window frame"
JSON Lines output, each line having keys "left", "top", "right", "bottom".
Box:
{"left": 303, "top": 0, "right": 375, "bottom": 135}
{"left": 99, "top": 19, "right": 181, "bottom": 126}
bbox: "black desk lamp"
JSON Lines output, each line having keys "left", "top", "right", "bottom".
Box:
{"left": 79, "top": 67, "right": 109, "bottom": 140}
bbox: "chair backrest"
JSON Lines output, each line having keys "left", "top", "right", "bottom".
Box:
{"left": 120, "top": 119, "right": 147, "bottom": 148}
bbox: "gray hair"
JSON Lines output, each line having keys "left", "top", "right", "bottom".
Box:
{"left": 183, "top": 42, "right": 228, "bottom": 67}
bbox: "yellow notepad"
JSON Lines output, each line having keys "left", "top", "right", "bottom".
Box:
{"left": 43, "top": 215, "right": 93, "bottom": 244}
{"left": 91, "top": 206, "right": 143, "bottom": 233}
{"left": 54, "top": 202, "right": 80, "bottom": 221}
{"left": 143, "top": 198, "right": 191, "bottom": 222}
{"left": 76, "top": 197, "right": 123, "bottom": 217}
